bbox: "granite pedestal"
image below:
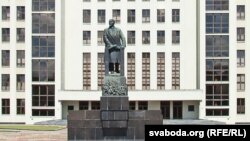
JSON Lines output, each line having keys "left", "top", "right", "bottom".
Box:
{"left": 68, "top": 76, "right": 163, "bottom": 140}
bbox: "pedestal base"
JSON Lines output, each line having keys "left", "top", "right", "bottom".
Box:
{"left": 68, "top": 110, "right": 162, "bottom": 140}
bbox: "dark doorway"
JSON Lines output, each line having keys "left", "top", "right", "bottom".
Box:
{"left": 161, "top": 101, "right": 170, "bottom": 119}
{"left": 173, "top": 101, "right": 182, "bottom": 119}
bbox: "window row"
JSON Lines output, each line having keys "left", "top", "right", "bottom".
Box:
{"left": 84, "top": 52, "right": 179, "bottom": 90}
{"left": 32, "top": 60, "right": 55, "bottom": 82}
{"left": 1, "top": 74, "right": 25, "bottom": 92}
{"left": 83, "top": 30, "right": 180, "bottom": 45}
{"left": 206, "top": 13, "right": 229, "bottom": 33}
{"left": 32, "top": 13, "right": 55, "bottom": 34}
{"left": 206, "top": 59, "right": 229, "bottom": 81}
{"left": 83, "top": 9, "right": 180, "bottom": 24}
{"left": 32, "top": 85, "right": 55, "bottom": 107}
{"left": 206, "top": 84, "right": 229, "bottom": 106}
{"left": 1, "top": 50, "right": 25, "bottom": 67}
{"left": 206, "top": 109, "right": 229, "bottom": 116}
{"left": 1, "top": 6, "right": 25, "bottom": 21}
{"left": 32, "top": 36, "right": 55, "bottom": 57}
{"left": 1, "top": 99, "right": 25, "bottom": 115}
{"left": 1, "top": 28, "right": 25, "bottom": 42}
{"left": 32, "top": 0, "right": 55, "bottom": 11}
{"left": 206, "top": 35, "right": 229, "bottom": 57}
{"left": 206, "top": 0, "right": 229, "bottom": 11}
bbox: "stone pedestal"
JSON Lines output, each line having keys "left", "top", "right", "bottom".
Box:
{"left": 67, "top": 75, "right": 163, "bottom": 140}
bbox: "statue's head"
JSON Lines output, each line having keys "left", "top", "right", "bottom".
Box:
{"left": 109, "top": 19, "right": 115, "bottom": 27}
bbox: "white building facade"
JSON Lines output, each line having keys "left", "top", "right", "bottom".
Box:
{"left": 0, "top": 0, "right": 249, "bottom": 124}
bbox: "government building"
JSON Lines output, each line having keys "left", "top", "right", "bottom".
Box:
{"left": 0, "top": 0, "right": 249, "bottom": 124}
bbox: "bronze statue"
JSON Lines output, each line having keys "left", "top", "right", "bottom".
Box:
{"left": 103, "top": 19, "right": 126, "bottom": 76}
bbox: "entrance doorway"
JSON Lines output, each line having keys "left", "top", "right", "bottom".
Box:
{"left": 173, "top": 101, "right": 182, "bottom": 119}
{"left": 161, "top": 101, "right": 170, "bottom": 119}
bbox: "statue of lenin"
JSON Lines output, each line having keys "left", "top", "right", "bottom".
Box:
{"left": 103, "top": 19, "right": 126, "bottom": 76}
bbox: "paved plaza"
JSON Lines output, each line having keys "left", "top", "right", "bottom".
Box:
{"left": 0, "top": 128, "right": 67, "bottom": 141}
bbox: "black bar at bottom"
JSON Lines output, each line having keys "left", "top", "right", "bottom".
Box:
{"left": 145, "top": 125, "right": 250, "bottom": 140}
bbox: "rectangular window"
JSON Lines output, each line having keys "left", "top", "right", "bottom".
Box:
{"left": 2, "top": 28, "right": 10, "bottom": 42}
{"left": 91, "top": 101, "right": 100, "bottom": 110}
{"left": 98, "top": 10, "right": 105, "bottom": 23}
{"left": 127, "top": 31, "right": 135, "bottom": 45}
{"left": 97, "top": 31, "right": 104, "bottom": 45}
{"left": 17, "top": 50, "right": 25, "bottom": 67}
{"left": 17, "top": 28, "right": 25, "bottom": 42}
{"left": 142, "top": 53, "right": 150, "bottom": 90}
{"left": 17, "top": 6, "right": 25, "bottom": 20}
{"left": 83, "top": 53, "right": 91, "bottom": 90}
{"left": 1, "top": 74, "right": 10, "bottom": 91}
{"left": 138, "top": 101, "right": 148, "bottom": 110}
{"left": 127, "top": 53, "right": 135, "bottom": 90}
{"left": 188, "top": 105, "right": 195, "bottom": 112}
{"left": 206, "top": 13, "right": 229, "bottom": 33}
{"left": 157, "top": 31, "right": 165, "bottom": 44}
{"left": 2, "top": 99, "right": 10, "bottom": 115}
{"left": 206, "top": 0, "right": 229, "bottom": 10}
{"left": 237, "top": 5, "right": 245, "bottom": 20}
{"left": 172, "top": 53, "right": 180, "bottom": 90}
{"left": 79, "top": 101, "right": 88, "bottom": 110}
{"left": 237, "top": 98, "right": 245, "bottom": 114}
{"left": 157, "top": 9, "right": 165, "bottom": 23}
{"left": 206, "top": 84, "right": 229, "bottom": 106}
{"left": 142, "top": 9, "right": 150, "bottom": 23}
{"left": 2, "top": 50, "right": 10, "bottom": 67}
{"left": 127, "top": 10, "right": 135, "bottom": 23}
{"left": 172, "top": 30, "right": 180, "bottom": 44}
{"left": 98, "top": 53, "right": 104, "bottom": 90}
{"left": 157, "top": 53, "right": 165, "bottom": 90}
{"left": 237, "top": 50, "right": 245, "bottom": 67}
{"left": 2, "top": 6, "right": 10, "bottom": 20}
{"left": 206, "top": 59, "right": 229, "bottom": 81}
{"left": 17, "top": 99, "right": 25, "bottom": 115}
{"left": 237, "top": 74, "right": 245, "bottom": 91}
{"left": 32, "top": 0, "right": 55, "bottom": 11}
{"left": 83, "top": 10, "right": 91, "bottom": 23}
{"left": 172, "top": 9, "right": 180, "bottom": 22}
{"left": 32, "top": 109, "right": 55, "bottom": 116}
{"left": 129, "top": 101, "right": 136, "bottom": 110}
{"left": 206, "top": 35, "right": 229, "bottom": 57}
{"left": 32, "top": 85, "right": 55, "bottom": 107}
{"left": 83, "top": 31, "right": 91, "bottom": 45}
{"left": 32, "top": 36, "right": 55, "bottom": 57}
{"left": 32, "top": 60, "right": 55, "bottom": 82}
{"left": 142, "top": 31, "right": 150, "bottom": 44}
{"left": 237, "top": 28, "right": 245, "bottom": 41}
{"left": 206, "top": 109, "right": 229, "bottom": 116}
{"left": 32, "top": 13, "right": 55, "bottom": 33}
{"left": 113, "top": 9, "right": 121, "bottom": 23}
{"left": 17, "top": 74, "right": 25, "bottom": 91}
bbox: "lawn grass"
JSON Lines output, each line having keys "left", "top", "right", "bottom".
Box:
{"left": 0, "top": 125, "right": 65, "bottom": 131}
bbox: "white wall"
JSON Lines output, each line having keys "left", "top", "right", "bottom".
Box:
{"left": 0, "top": 0, "right": 26, "bottom": 123}
{"left": 63, "top": 0, "right": 198, "bottom": 91}
{"left": 62, "top": 101, "right": 79, "bottom": 119}
{"left": 183, "top": 101, "right": 199, "bottom": 119}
